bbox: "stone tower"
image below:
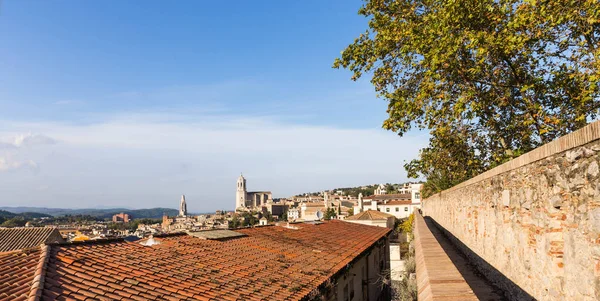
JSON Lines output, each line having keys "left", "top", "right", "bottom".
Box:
{"left": 236, "top": 174, "right": 247, "bottom": 209}
{"left": 358, "top": 193, "right": 363, "bottom": 212}
{"left": 179, "top": 195, "right": 187, "bottom": 216}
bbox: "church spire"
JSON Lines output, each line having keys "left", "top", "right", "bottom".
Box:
{"left": 179, "top": 194, "right": 187, "bottom": 216}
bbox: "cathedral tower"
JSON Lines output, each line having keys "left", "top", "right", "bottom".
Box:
{"left": 179, "top": 195, "right": 187, "bottom": 216}
{"left": 236, "top": 174, "right": 247, "bottom": 209}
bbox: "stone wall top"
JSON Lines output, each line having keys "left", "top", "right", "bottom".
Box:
{"left": 431, "top": 120, "right": 600, "bottom": 197}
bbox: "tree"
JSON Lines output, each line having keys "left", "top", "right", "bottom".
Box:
{"left": 335, "top": 0, "right": 600, "bottom": 197}
{"left": 347, "top": 207, "right": 354, "bottom": 217}
{"left": 324, "top": 208, "right": 337, "bottom": 220}
{"left": 229, "top": 215, "right": 241, "bottom": 229}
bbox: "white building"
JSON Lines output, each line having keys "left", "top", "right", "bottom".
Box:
{"left": 344, "top": 210, "right": 395, "bottom": 229}
{"left": 353, "top": 184, "right": 423, "bottom": 220}
{"left": 374, "top": 183, "right": 387, "bottom": 195}
{"left": 287, "top": 208, "right": 300, "bottom": 221}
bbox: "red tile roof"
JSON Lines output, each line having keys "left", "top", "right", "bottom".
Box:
{"left": 0, "top": 245, "right": 49, "bottom": 301}
{"left": 1, "top": 220, "right": 390, "bottom": 301}
{"left": 364, "top": 194, "right": 411, "bottom": 200}
{"left": 345, "top": 210, "right": 395, "bottom": 221}
{"left": 384, "top": 200, "right": 413, "bottom": 205}
{"left": 0, "top": 227, "right": 65, "bottom": 252}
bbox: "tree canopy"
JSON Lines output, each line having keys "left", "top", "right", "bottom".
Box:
{"left": 335, "top": 0, "right": 600, "bottom": 196}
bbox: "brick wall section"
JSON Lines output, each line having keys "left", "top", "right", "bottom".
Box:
{"left": 423, "top": 120, "right": 600, "bottom": 300}
{"left": 414, "top": 211, "right": 479, "bottom": 300}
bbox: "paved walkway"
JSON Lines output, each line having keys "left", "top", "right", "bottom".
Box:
{"left": 414, "top": 212, "right": 506, "bottom": 300}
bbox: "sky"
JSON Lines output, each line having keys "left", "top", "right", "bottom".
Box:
{"left": 0, "top": 1, "right": 428, "bottom": 212}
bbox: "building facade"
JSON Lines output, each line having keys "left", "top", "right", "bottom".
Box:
{"left": 235, "top": 174, "right": 273, "bottom": 210}
{"left": 353, "top": 185, "right": 423, "bottom": 220}
{"left": 112, "top": 212, "right": 131, "bottom": 223}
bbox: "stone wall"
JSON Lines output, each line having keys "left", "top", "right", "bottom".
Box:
{"left": 423, "top": 121, "right": 600, "bottom": 301}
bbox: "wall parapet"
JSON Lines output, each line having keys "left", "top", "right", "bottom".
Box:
{"left": 423, "top": 120, "right": 600, "bottom": 300}
{"left": 431, "top": 120, "right": 600, "bottom": 197}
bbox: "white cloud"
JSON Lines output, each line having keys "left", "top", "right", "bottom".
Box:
{"left": 13, "top": 133, "right": 56, "bottom": 147}
{"left": 0, "top": 133, "right": 55, "bottom": 174}
{"left": 0, "top": 113, "right": 429, "bottom": 210}
{"left": 0, "top": 156, "right": 38, "bottom": 172}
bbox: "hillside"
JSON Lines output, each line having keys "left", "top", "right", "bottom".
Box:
{"left": 0, "top": 210, "right": 53, "bottom": 226}
{"left": 0, "top": 207, "right": 179, "bottom": 219}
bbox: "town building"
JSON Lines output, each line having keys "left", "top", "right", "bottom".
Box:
{"left": 162, "top": 195, "right": 207, "bottom": 231}
{"left": 111, "top": 212, "right": 131, "bottom": 223}
{"left": 287, "top": 207, "right": 300, "bottom": 221}
{"left": 354, "top": 186, "right": 423, "bottom": 219}
{"left": 374, "top": 183, "right": 387, "bottom": 195}
{"left": 344, "top": 210, "right": 396, "bottom": 229}
{"left": 0, "top": 220, "right": 391, "bottom": 301}
{"left": 343, "top": 208, "right": 406, "bottom": 282}
{"left": 235, "top": 174, "right": 273, "bottom": 210}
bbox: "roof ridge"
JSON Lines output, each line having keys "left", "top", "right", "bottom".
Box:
{"left": 28, "top": 244, "right": 50, "bottom": 301}
{"left": 49, "top": 238, "right": 125, "bottom": 246}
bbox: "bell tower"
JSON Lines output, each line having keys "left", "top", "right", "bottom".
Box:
{"left": 236, "top": 173, "right": 247, "bottom": 209}
{"left": 179, "top": 195, "right": 187, "bottom": 216}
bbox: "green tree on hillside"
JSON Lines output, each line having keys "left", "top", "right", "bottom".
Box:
{"left": 335, "top": 0, "right": 600, "bottom": 197}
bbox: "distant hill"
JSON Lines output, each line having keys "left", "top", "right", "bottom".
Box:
{"left": 0, "top": 207, "right": 179, "bottom": 219}
{"left": 0, "top": 210, "right": 53, "bottom": 225}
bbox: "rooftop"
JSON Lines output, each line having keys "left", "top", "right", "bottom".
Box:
{"left": 186, "top": 229, "right": 247, "bottom": 241}
{"left": 0, "top": 227, "right": 65, "bottom": 252}
{"left": 364, "top": 193, "right": 412, "bottom": 201}
{"left": 0, "top": 220, "right": 390, "bottom": 300}
{"left": 346, "top": 210, "right": 395, "bottom": 221}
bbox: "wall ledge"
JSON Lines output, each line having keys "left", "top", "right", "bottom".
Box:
{"left": 428, "top": 120, "right": 600, "bottom": 198}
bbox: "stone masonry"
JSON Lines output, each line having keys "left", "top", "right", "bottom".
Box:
{"left": 423, "top": 121, "right": 600, "bottom": 300}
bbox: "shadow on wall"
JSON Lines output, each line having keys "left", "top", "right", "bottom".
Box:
{"left": 425, "top": 216, "right": 536, "bottom": 301}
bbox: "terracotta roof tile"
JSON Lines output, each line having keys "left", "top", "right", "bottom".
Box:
{"left": 0, "top": 228, "right": 64, "bottom": 252}
{"left": 364, "top": 193, "right": 412, "bottom": 201}
{"left": 384, "top": 200, "right": 413, "bottom": 205}
{"left": 1, "top": 220, "right": 389, "bottom": 300}
{"left": 0, "top": 246, "right": 44, "bottom": 301}
{"left": 345, "top": 210, "right": 395, "bottom": 220}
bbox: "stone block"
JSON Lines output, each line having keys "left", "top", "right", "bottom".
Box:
{"left": 502, "top": 190, "right": 510, "bottom": 207}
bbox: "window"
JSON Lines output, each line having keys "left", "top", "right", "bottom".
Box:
{"left": 415, "top": 192, "right": 420, "bottom": 200}
{"left": 395, "top": 207, "right": 399, "bottom": 212}
{"left": 404, "top": 207, "right": 408, "bottom": 211}
{"left": 386, "top": 208, "right": 390, "bottom": 212}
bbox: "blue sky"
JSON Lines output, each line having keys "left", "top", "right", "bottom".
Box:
{"left": 0, "top": 1, "right": 428, "bottom": 211}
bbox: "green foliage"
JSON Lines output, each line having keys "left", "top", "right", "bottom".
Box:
{"left": 1, "top": 217, "right": 27, "bottom": 227}
{"left": 323, "top": 208, "right": 337, "bottom": 220}
{"left": 335, "top": 0, "right": 600, "bottom": 196}
{"left": 229, "top": 215, "right": 241, "bottom": 229}
{"left": 347, "top": 207, "right": 354, "bottom": 217}
{"left": 332, "top": 185, "right": 376, "bottom": 197}
{"left": 51, "top": 215, "right": 101, "bottom": 224}
{"left": 398, "top": 214, "right": 414, "bottom": 235}
{"left": 240, "top": 211, "right": 259, "bottom": 227}
{"left": 0, "top": 207, "right": 179, "bottom": 219}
